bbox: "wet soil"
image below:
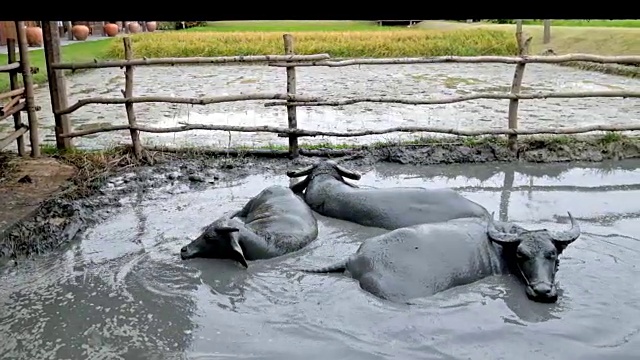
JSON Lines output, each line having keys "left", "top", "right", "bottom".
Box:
{"left": 1, "top": 157, "right": 639, "bottom": 359}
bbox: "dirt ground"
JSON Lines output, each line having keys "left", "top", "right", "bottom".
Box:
{"left": 0, "top": 155, "right": 76, "bottom": 242}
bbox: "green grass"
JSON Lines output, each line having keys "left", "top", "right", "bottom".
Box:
{"left": 184, "top": 20, "right": 392, "bottom": 32}
{"left": 520, "top": 19, "right": 640, "bottom": 28}
{"left": 0, "top": 38, "right": 115, "bottom": 92}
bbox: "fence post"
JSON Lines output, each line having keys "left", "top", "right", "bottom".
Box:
{"left": 42, "top": 21, "right": 72, "bottom": 151}
{"left": 283, "top": 34, "right": 299, "bottom": 159}
{"left": 543, "top": 20, "right": 551, "bottom": 44}
{"left": 6, "top": 39, "right": 25, "bottom": 156}
{"left": 15, "top": 21, "right": 40, "bottom": 157}
{"left": 122, "top": 37, "right": 143, "bottom": 160}
{"left": 506, "top": 20, "right": 530, "bottom": 152}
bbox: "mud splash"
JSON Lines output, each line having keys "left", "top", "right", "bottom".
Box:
{"left": 1, "top": 159, "right": 640, "bottom": 358}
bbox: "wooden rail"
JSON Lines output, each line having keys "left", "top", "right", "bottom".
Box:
{"left": 39, "top": 20, "right": 640, "bottom": 160}
{"left": 0, "top": 25, "right": 40, "bottom": 156}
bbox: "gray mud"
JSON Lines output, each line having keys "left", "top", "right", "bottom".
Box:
{"left": 2, "top": 62, "right": 639, "bottom": 152}
{"left": 2, "top": 157, "right": 640, "bottom": 359}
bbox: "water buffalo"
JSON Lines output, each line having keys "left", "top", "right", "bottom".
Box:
{"left": 287, "top": 160, "right": 488, "bottom": 230}
{"left": 180, "top": 185, "right": 319, "bottom": 267}
{"left": 302, "top": 212, "right": 581, "bottom": 303}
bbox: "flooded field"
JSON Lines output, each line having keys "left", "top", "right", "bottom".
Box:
{"left": 2, "top": 63, "right": 639, "bottom": 151}
{"left": 1, "top": 159, "right": 640, "bottom": 359}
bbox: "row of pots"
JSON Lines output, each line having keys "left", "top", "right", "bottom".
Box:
{"left": 23, "top": 21, "right": 159, "bottom": 47}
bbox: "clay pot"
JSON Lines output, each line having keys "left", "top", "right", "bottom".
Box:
{"left": 25, "top": 26, "right": 43, "bottom": 47}
{"left": 146, "top": 21, "right": 157, "bottom": 32}
{"left": 72, "top": 25, "right": 90, "bottom": 41}
{"left": 104, "top": 23, "right": 119, "bottom": 37}
{"left": 127, "top": 22, "right": 141, "bottom": 33}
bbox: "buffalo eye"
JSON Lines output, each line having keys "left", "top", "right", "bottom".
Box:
{"left": 516, "top": 250, "right": 529, "bottom": 260}
{"left": 544, "top": 251, "right": 557, "bottom": 260}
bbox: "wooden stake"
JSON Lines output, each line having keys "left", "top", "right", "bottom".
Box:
{"left": 15, "top": 21, "right": 40, "bottom": 157}
{"left": 283, "top": 34, "right": 299, "bottom": 158}
{"left": 123, "top": 37, "right": 143, "bottom": 159}
{"left": 507, "top": 20, "right": 528, "bottom": 152}
{"left": 42, "top": 21, "right": 72, "bottom": 150}
{"left": 6, "top": 38, "right": 25, "bottom": 156}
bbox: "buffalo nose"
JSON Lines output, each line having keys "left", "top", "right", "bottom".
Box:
{"left": 533, "top": 283, "right": 552, "bottom": 295}
{"left": 180, "top": 246, "right": 187, "bottom": 253}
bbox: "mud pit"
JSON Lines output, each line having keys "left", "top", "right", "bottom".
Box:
{"left": 2, "top": 63, "right": 639, "bottom": 152}
{"left": 2, "top": 159, "right": 640, "bottom": 359}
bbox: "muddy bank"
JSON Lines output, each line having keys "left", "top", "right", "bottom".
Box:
{"left": 3, "top": 134, "right": 640, "bottom": 261}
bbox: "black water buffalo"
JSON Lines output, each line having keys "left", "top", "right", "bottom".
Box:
{"left": 302, "top": 212, "right": 581, "bottom": 303}
{"left": 180, "top": 185, "right": 319, "bottom": 267}
{"left": 287, "top": 160, "right": 488, "bottom": 230}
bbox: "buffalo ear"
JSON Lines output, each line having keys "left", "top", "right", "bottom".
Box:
{"left": 229, "top": 237, "right": 248, "bottom": 268}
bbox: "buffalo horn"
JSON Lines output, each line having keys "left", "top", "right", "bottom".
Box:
{"left": 486, "top": 212, "right": 519, "bottom": 244}
{"left": 286, "top": 164, "right": 314, "bottom": 178}
{"left": 551, "top": 212, "right": 581, "bottom": 243}
{"left": 335, "top": 163, "right": 362, "bottom": 180}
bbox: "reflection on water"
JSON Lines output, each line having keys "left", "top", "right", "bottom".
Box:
{"left": 2, "top": 160, "right": 640, "bottom": 359}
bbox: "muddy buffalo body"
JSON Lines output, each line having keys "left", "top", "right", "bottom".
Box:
{"left": 287, "top": 160, "right": 489, "bottom": 230}
{"left": 180, "top": 185, "right": 318, "bottom": 267}
{"left": 302, "top": 212, "right": 581, "bottom": 304}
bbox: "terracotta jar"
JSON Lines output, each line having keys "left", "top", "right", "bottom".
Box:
{"left": 146, "top": 21, "right": 157, "bottom": 32}
{"left": 128, "top": 22, "right": 141, "bottom": 33}
{"left": 25, "top": 26, "right": 43, "bottom": 47}
{"left": 72, "top": 25, "right": 90, "bottom": 41}
{"left": 104, "top": 23, "right": 119, "bottom": 37}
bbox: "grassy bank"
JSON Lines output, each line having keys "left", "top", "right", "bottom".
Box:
{"left": 0, "top": 39, "right": 115, "bottom": 92}
{"left": 417, "top": 20, "right": 640, "bottom": 77}
{"left": 520, "top": 19, "right": 640, "bottom": 28}
{"left": 104, "top": 29, "right": 517, "bottom": 58}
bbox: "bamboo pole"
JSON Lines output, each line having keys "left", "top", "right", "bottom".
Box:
{"left": 122, "top": 37, "right": 143, "bottom": 159}
{"left": 57, "top": 122, "right": 640, "bottom": 140}
{"left": 15, "top": 21, "right": 40, "bottom": 157}
{"left": 269, "top": 54, "right": 640, "bottom": 67}
{"left": 543, "top": 20, "right": 552, "bottom": 44}
{"left": 55, "top": 90, "right": 640, "bottom": 116}
{"left": 0, "top": 126, "right": 29, "bottom": 151}
{"left": 43, "top": 21, "right": 72, "bottom": 150}
{"left": 50, "top": 54, "right": 331, "bottom": 70}
{"left": 283, "top": 34, "right": 298, "bottom": 158}
{"left": 507, "top": 20, "right": 529, "bottom": 151}
{"left": 0, "top": 88, "right": 25, "bottom": 101}
{"left": 6, "top": 39, "right": 25, "bottom": 156}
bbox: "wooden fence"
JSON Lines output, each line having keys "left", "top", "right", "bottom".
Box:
{"left": 0, "top": 21, "right": 40, "bottom": 157}
{"left": 42, "top": 20, "right": 640, "bottom": 160}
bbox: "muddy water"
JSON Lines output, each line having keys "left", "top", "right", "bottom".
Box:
{"left": 2, "top": 160, "right": 640, "bottom": 359}
{"left": 3, "top": 63, "right": 640, "bottom": 152}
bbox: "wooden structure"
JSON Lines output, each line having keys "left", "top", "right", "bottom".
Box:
{"left": 39, "top": 20, "right": 640, "bottom": 160}
{"left": 0, "top": 22, "right": 41, "bottom": 157}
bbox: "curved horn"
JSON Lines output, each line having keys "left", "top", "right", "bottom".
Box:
{"left": 335, "top": 163, "right": 362, "bottom": 180}
{"left": 290, "top": 176, "right": 311, "bottom": 194}
{"left": 551, "top": 212, "right": 581, "bottom": 244}
{"left": 486, "top": 212, "right": 519, "bottom": 245}
{"left": 286, "top": 164, "right": 314, "bottom": 178}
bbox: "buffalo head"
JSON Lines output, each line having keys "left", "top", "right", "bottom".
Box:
{"left": 286, "top": 160, "right": 362, "bottom": 194}
{"left": 180, "top": 222, "right": 248, "bottom": 268}
{"left": 486, "top": 212, "right": 581, "bottom": 303}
